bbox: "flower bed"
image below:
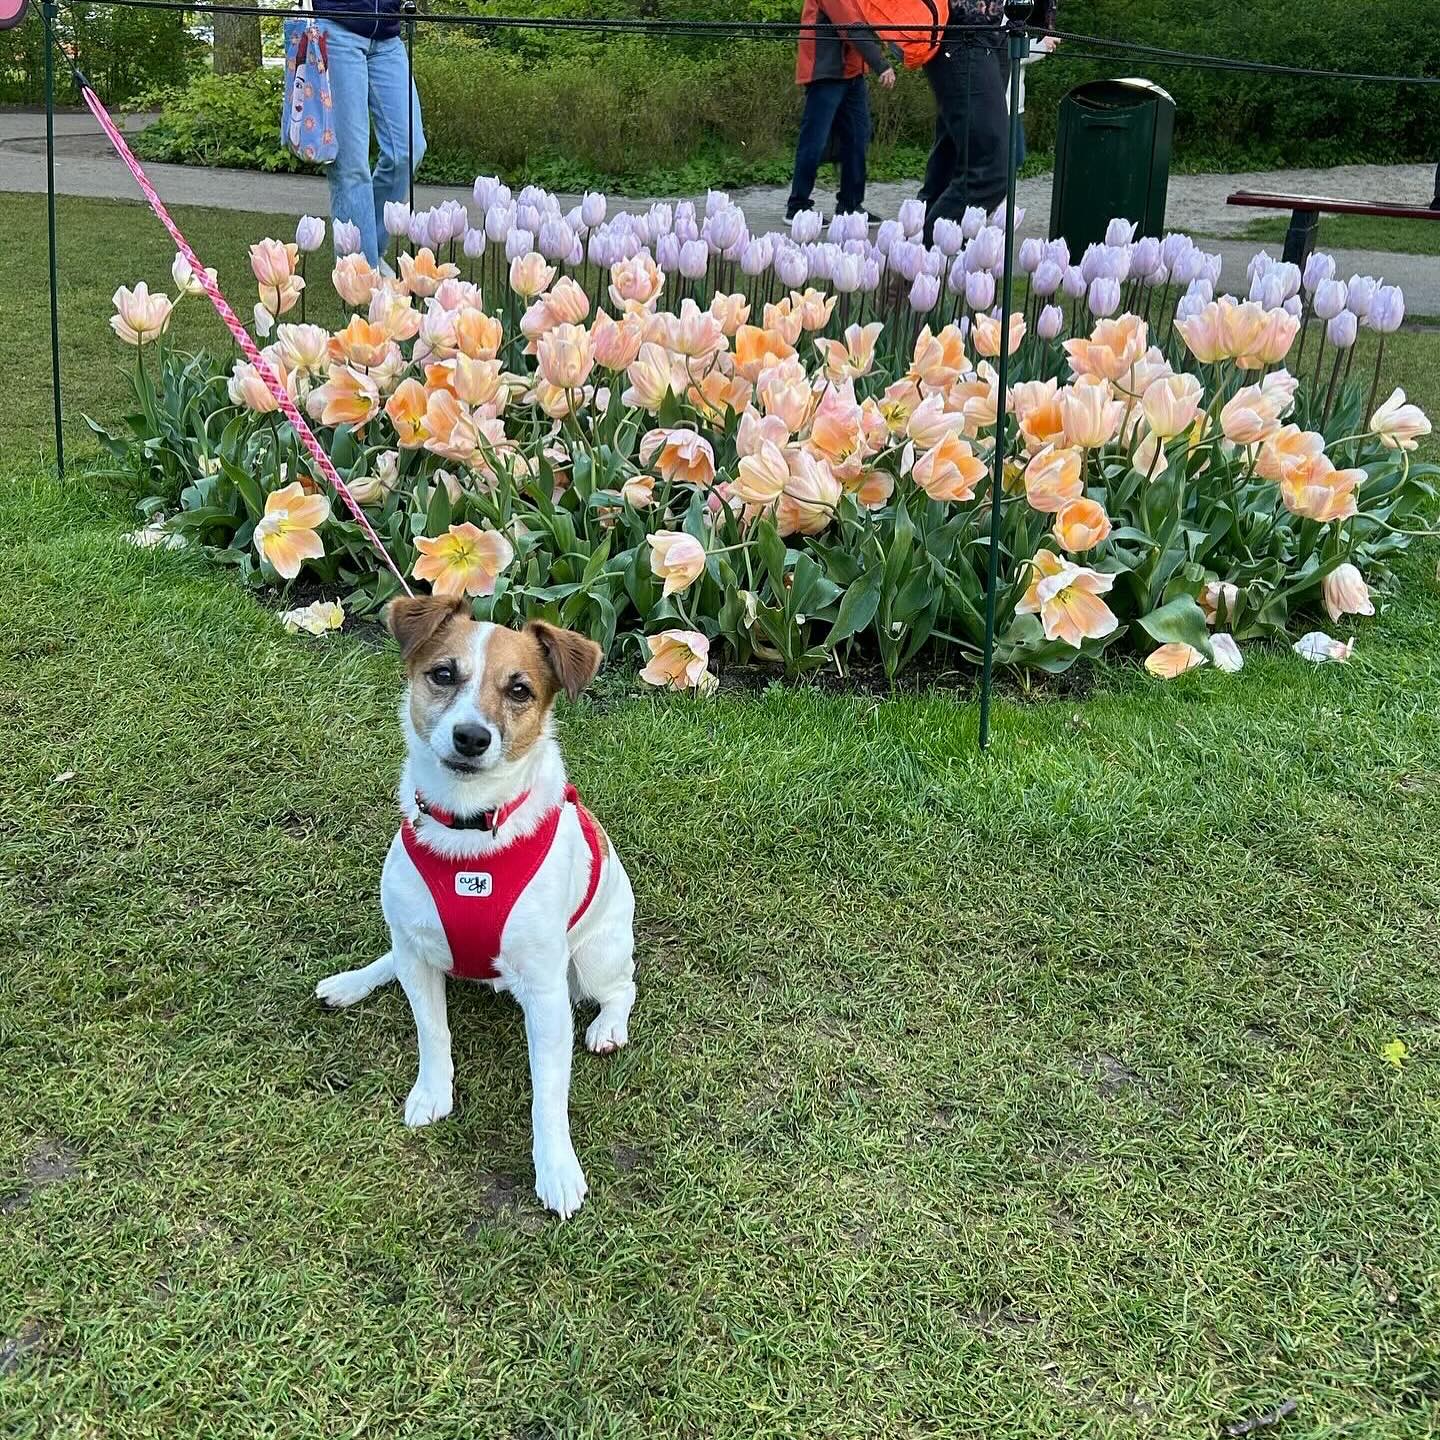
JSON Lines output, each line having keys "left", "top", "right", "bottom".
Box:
{"left": 96, "top": 184, "right": 1435, "bottom": 691}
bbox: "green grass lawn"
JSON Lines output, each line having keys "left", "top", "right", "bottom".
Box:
{"left": 1236, "top": 213, "right": 1440, "bottom": 258}
{"left": 4, "top": 192, "right": 1440, "bottom": 1438}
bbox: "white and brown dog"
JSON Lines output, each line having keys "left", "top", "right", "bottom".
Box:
{"left": 316, "top": 595, "right": 637, "bottom": 1219}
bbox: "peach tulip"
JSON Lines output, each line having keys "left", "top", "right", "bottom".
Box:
{"left": 1220, "top": 385, "right": 1282, "bottom": 446}
{"left": 777, "top": 450, "right": 841, "bottom": 536}
{"left": 1059, "top": 380, "right": 1124, "bottom": 449}
{"left": 608, "top": 255, "right": 664, "bottom": 312}
{"left": 309, "top": 365, "right": 381, "bottom": 429}
{"left": 421, "top": 389, "right": 483, "bottom": 466}
{"left": 1023, "top": 445, "right": 1085, "bottom": 514}
{"left": 1012, "top": 378, "right": 1066, "bottom": 454}
{"left": 816, "top": 321, "right": 884, "bottom": 381}
{"left": 1145, "top": 642, "right": 1208, "bottom": 678}
{"left": 413, "top": 522, "right": 513, "bottom": 598}
{"left": 1053, "top": 496, "right": 1111, "bottom": 553}
{"left": 1064, "top": 314, "right": 1147, "bottom": 381}
{"left": 333, "top": 255, "right": 378, "bottom": 307}
{"left": 647, "top": 531, "right": 707, "bottom": 596}
{"left": 622, "top": 474, "right": 656, "bottom": 508}
{"left": 384, "top": 378, "right": 429, "bottom": 448}
{"left": 735, "top": 440, "right": 791, "bottom": 507}
{"left": 971, "top": 311, "right": 1026, "bottom": 360}
{"left": 733, "top": 325, "right": 797, "bottom": 383}
{"left": 536, "top": 323, "right": 595, "bottom": 390}
{"left": 110, "top": 282, "right": 174, "bottom": 347}
{"left": 853, "top": 469, "right": 895, "bottom": 509}
{"left": 622, "top": 342, "right": 680, "bottom": 413}
{"left": 1255, "top": 426, "right": 1326, "bottom": 482}
{"left": 912, "top": 433, "right": 985, "bottom": 504}
{"left": 670, "top": 300, "right": 727, "bottom": 361}
{"left": 400, "top": 247, "right": 460, "bottom": 299}
{"left": 509, "top": 252, "right": 556, "bottom": 300}
{"left": 736, "top": 408, "right": 792, "bottom": 460}
{"left": 688, "top": 362, "right": 753, "bottom": 425}
{"left": 907, "top": 391, "right": 967, "bottom": 450}
{"left": 1198, "top": 580, "right": 1240, "bottom": 625}
{"left": 785, "top": 287, "right": 832, "bottom": 332}
{"left": 250, "top": 238, "right": 298, "bottom": 289}
{"left": 1248, "top": 306, "right": 1300, "bottom": 368}
{"left": 762, "top": 298, "right": 806, "bottom": 348}
{"left": 1279, "top": 454, "right": 1361, "bottom": 523}
{"left": 171, "top": 252, "right": 216, "bottom": 299}
{"left": 454, "top": 308, "right": 503, "bottom": 361}
{"left": 640, "top": 427, "right": 717, "bottom": 488}
{"left": 274, "top": 322, "right": 330, "bottom": 376}
{"left": 592, "top": 310, "right": 645, "bottom": 371}
{"left": 253, "top": 480, "right": 330, "bottom": 579}
{"left": 1131, "top": 427, "right": 1169, "bottom": 480}
{"left": 909, "top": 322, "right": 968, "bottom": 388}
{"left": 709, "top": 291, "right": 751, "bottom": 337}
{"left": 544, "top": 276, "right": 591, "bottom": 326}
{"left": 639, "top": 630, "right": 717, "bottom": 694}
{"left": 1370, "top": 388, "right": 1432, "bottom": 451}
{"left": 756, "top": 364, "right": 814, "bottom": 434}
{"left": 368, "top": 286, "right": 421, "bottom": 343}
{"left": 1015, "top": 548, "right": 1119, "bottom": 648}
{"left": 1174, "top": 302, "right": 1226, "bottom": 365}
{"left": 328, "top": 315, "right": 395, "bottom": 370}
{"left": 952, "top": 364, "right": 999, "bottom": 435}
{"left": 228, "top": 359, "right": 284, "bottom": 414}
{"left": 346, "top": 450, "right": 399, "bottom": 506}
{"left": 1322, "top": 562, "right": 1374, "bottom": 623}
{"left": 1141, "top": 374, "right": 1204, "bottom": 439}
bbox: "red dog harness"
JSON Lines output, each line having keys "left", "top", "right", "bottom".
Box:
{"left": 400, "top": 784, "right": 604, "bottom": 981}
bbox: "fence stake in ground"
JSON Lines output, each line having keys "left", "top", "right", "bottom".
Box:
{"left": 42, "top": 0, "right": 64, "bottom": 477}
{"left": 978, "top": 1, "right": 1031, "bottom": 750}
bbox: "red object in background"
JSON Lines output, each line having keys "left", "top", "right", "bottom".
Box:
{"left": 0, "top": 0, "right": 28, "bottom": 31}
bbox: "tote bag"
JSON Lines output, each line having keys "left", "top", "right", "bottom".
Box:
{"left": 281, "top": 14, "right": 338, "bottom": 164}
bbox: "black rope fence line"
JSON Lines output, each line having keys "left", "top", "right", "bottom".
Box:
{"left": 39, "top": 0, "right": 1440, "bottom": 88}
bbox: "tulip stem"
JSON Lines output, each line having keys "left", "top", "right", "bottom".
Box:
{"left": 1365, "top": 337, "right": 1386, "bottom": 430}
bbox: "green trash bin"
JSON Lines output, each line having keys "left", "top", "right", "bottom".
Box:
{"left": 1048, "top": 78, "right": 1175, "bottom": 253}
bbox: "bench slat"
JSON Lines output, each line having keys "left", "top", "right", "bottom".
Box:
{"left": 1227, "top": 191, "right": 1440, "bottom": 221}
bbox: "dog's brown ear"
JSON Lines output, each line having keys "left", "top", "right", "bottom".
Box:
{"left": 385, "top": 595, "right": 467, "bottom": 659}
{"left": 527, "top": 620, "right": 603, "bottom": 701}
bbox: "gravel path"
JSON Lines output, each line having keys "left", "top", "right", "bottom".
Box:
{"left": 4, "top": 109, "right": 1437, "bottom": 308}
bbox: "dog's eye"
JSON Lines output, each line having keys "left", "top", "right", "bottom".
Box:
{"left": 428, "top": 662, "right": 458, "bottom": 687}
{"left": 507, "top": 679, "right": 533, "bottom": 702}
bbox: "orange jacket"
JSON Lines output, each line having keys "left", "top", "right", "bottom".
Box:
{"left": 796, "top": 0, "right": 892, "bottom": 85}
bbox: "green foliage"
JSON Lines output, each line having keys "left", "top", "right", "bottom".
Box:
{"left": 136, "top": 69, "right": 307, "bottom": 176}
{"left": 0, "top": 5, "right": 200, "bottom": 105}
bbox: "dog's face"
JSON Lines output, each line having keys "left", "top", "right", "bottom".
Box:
{"left": 385, "top": 598, "right": 602, "bottom": 777}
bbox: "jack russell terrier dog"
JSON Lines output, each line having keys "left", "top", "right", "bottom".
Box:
{"left": 316, "top": 595, "right": 637, "bottom": 1219}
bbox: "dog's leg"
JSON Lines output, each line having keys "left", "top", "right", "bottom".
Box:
{"left": 575, "top": 929, "right": 636, "bottom": 1056}
{"left": 516, "top": 971, "right": 587, "bottom": 1219}
{"left": 315, "top": 951, "right": 397, "bottom": 1009}
{"left": 394, "top": 950, "right": 454, "bottom": 1127}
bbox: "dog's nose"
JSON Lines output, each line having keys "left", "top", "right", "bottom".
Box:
{"left": 452, "top": 723, "right": 493, "bottom": 758}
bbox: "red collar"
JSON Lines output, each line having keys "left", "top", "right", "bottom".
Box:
{"left": 413, "top": 788, "right": 531, "bottom": 833}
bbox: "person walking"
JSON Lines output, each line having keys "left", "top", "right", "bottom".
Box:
{"left": 787, "top": 0, "right": 897, "bottom": 222}
{"left": 311, "top": 0, "right": 426, "bottom": 267}
{"left": 918, "top": 0, "right": 1055, "bottom": 241}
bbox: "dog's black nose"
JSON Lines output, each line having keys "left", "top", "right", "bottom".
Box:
{"left": 452, "top": 723, "right": 493, "bottom": 758}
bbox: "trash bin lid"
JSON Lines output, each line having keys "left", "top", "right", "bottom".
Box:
{"left": 1068, "top": 77, "right": 1175, "bottom": 110}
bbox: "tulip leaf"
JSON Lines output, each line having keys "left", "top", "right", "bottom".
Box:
{"left": 828, "top": 568, "right": 883, "bottom": 647}
{"left": 1138, "top": 596, "right": 1214, "bottom": 660}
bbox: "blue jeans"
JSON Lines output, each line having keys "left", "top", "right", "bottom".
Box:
{"left": 317, "top": 21, "right": 426, "bottom": 266}
{"left": 788, "top": 76, "right": 870, "bottom": 218}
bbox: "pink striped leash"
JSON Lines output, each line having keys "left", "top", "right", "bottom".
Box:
{"left": 79, "top": 85, "right": 415, "bottom": 598}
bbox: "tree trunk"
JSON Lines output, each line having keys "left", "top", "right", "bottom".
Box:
{"left": 213, "top": 14, "right": 262, "bottom": 75}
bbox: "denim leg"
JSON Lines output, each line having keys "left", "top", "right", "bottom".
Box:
{"left": 318, "top": 21, "right": 379, "bottom": 266}
{"left": 834, "top": 76, "right": 870, "bottom": 215}
{"left": 367, "top": 35, "right": 427, "bottom": 253}
{"left": 788, "top": 81, "right": 846, "bottom": 216}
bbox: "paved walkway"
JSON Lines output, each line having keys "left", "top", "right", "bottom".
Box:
{"left": 5, "top": 108, "right": 1437, "bottom": 308}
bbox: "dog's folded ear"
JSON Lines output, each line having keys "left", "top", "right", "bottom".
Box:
{"left": 527, "top": 620, "right": 603, "bottom": 702}
{"left": 385, "top": 595, "right": 467, "bottom": 658}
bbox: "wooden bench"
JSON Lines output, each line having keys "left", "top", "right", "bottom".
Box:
{"left": 1225, "top": 190, "right": 1440, "bottom": 266}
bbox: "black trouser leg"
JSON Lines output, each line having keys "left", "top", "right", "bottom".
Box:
{"left": 788, "top": 80, "right": 847, "bottom": 217}
{"left": 834, "top": 76, "right": 871, "bottom": 215}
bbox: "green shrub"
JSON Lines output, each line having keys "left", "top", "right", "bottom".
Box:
{"left": 137, "top": 69, "right": 307, "bottom": 175}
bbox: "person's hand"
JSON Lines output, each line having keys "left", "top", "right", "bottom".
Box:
{"left": 879, "top": 66, "right": 897, "bottom": 89}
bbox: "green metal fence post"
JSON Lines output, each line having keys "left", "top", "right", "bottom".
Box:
{"left": 977, "top": 0, "right": 1032, "bottom": 751}
{"left": 41, "top": 0, "right": 64, "bottom": 477}
{"left": 402, "top": 0, "right": 417, "bottom": 211}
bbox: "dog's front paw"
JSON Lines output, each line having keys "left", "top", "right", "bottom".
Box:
{"left": 404, "top": 1079, "right": 454, "bottom": 1128}
{"left": 584, "top": 1008, "right": 629, "bottom": 1055}
{"left": 316, "top": 970, "right": 372, "bottom": 1008}
{"left": 534, "top": 1144, "right": 587, "bottom": 1220}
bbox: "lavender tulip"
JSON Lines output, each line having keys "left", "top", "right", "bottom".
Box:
{"left": 910, "top": 272, "right": 941, "bottom": 311}
{"left": 517, "top": 184, "right": 548, "bottom": 211}
{"left": 705, "top": 189, "right": 730, "bottom": 219}
{"left": 833, "top": 252, "right": 864, "bottom": 293}
{"left": 1327, "top": 311, "right": 1359, "bottom": 348}
{"left": 295, "top": 214, "right": 325, "bottom": 253}
{"left": 1175, "top": 291, "right": 1206, "bottom": 324}
{"left": 890, "top": 239, "right": 923, "bottom": 283}
{"left": 1272, "top": 262, "right": 1301, "bottom": 301}
{"left": 463, "top": 227, "right": 485, "bottom": 259}
{"left": 648, "top": 203, "right": 673, "bottom": 236}
{"left": 921, "top": 245, "right": 945, "bottom": 277}
{"left": 874, "top": 219, "right": 904, "bottom": 256}
{"left": 1032, "top": 260, "right": 1063, "bottom": 298}
{"left": 1159, "top": 232, "right": 1190, "bottom": 269}
{"left": 472, "top": 175, "right": 504, "bottom": 210}
{"left": 538, "top": 218, "right": 575, "bottom": 262}
{"left": 958, "top": 205, "right": 986, "bottom": 240}
{"left": 1169, "top": 244, "right": 1203, "bottom": 289}
{"left": 933, "top": 217, "right": 965, "bottom": 256}
{"left": 426, "top": 210, "right": 451, "bottom": 250}
{"left": 1185, "top": 278, "right": 1214, "bottom": 306}
{"left": 990, "top": 201, "right": 1024, "bottom": 230}
{"left": 895, "top": 198, "right": 925, "bottom": 237}
{"left": 678, "top": 239, "right": 709, "bottom": 279}
{"left": 841, "top": 237, "right": 867, "bottom": 257}
{"left": 332, "top": 219, "right": 362, "bottom": 257}
{"left": 440, "top": 200, "right": 467, "bottom": 239}
{"left": 775, "top": 243, "right": 808, "bottom": 289}
{"left": 965, "top": 269, "right": 996, "bottom": 311}
{"left": 709, "top": 207, "right": 744, "bottom": 252}
{"left": 1313, "top": 279, "right": 1347, "bottom": 321}
{"left": 1062, "top": 265, "right": 1086, "bottom": 301}
{"left": 656, "top": 232, "right": 682, "bottom": 273}
{"left": 1037, "top": 303, "right": 1065, "bottom": 340}
{"left": 383, "top": 201, "right": 411, "bottom": 238}
{"left": 1045, "top": 237, "right": 1071, "bottom": 269}
{"left": 1346, "top": 274, "right": 1378, "bottom": 319}
{"left": 674, "top": 213, "right": 700, "bottom": 245}
{"left": 515, "top": 203, "right": 542, "bottom": 236}
{"left": 1368, "top": 284, "right": 1405, "bottom": 334}
{"left": 1088, "top": 277, "right": 1121, "bottom": 317}
{"left": 846, "top": 211, "right": 870, "bottom": 242}
{"left": 1105, "top": 217, "right": 1138, "bottom": 246}
{"left": 407, "top": 214, "right": 430, "bottom": 248}
{"left": 1131, "top": 236, "right": 1160, "bottom": 277}
{"left": 861, "top": 258, "right": 882, "bottom": 292}
{"left": 587, "top": 231, "right": 613, "bottom": 268}
{"left": 1250, "top": 273, "right": 1286, "bottom": 310}
{"left": 1201, "top": 253, "right": 1223, "bottom": 288}
{"left": 1017, "top": 236, "right": 1044, "bottom": 274}
{"left": 1246, "top": 250, "right": 1275, "bottom": 287}
{"left": 1143, "top": 262, "right": 1169, "bottom": 288}
{"left": 1106, "top": 245, "right": 1132, "bottom": 283}
{"left": 485, "top": 204, "right": 514, "bottom": 244}
{"left": 675, "top": 200, "right": 697, "bottom": 228}
{"left": 790, "top": 209, "right": 823, "bottom": 244}
{"left": 947, "top": 254, "right": 967, "bottom": 294}
{"left": 741, "top": 235, "right": 774, "bottom": 276}
{"left": 1302, "top": 251, "right": 1335, "bottom": 294}
{"left": 1283, "top": 296, "right": 1303, "bottom": 318}
{"left": 970, "top": 226, "right": 1005, "bottom": 272}
{"left": 566, "top": 238, "right": 584, "bottom": 267}
{"left": 808, "top": 244, "right": 836, "bottom": 282}
{"left": 506, "top": 229, "right": 535, "bottom": 262}
{"left": 578, "top": 191, "right": 607, "bottom": 228}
